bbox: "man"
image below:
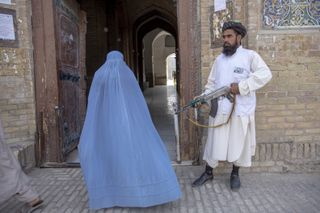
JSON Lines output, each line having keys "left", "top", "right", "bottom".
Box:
{"left": 192, "top": 21, "right": 272, "bottom": 190}
{"left": 0, "top": 117, "right": 43, "bottom": 212}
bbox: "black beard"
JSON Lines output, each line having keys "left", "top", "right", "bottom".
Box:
{"left": 222, "top": 43, "right": 239, "bottom": 56}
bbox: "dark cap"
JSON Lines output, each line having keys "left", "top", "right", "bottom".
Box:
{"left": 222, "top": 21, "right": 247, "bottom": 38}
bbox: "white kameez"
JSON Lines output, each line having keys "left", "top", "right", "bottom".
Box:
{"left": 202, "top": 46, "right": 272, "bottom": 168}
{"left": 0, "top": 117, "right": 39, "bottom": 204}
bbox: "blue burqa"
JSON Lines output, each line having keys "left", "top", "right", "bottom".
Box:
{"left": 78, "top": 51, "right": 181, "bottom": 209}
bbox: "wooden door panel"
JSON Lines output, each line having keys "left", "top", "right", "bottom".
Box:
{"left": 55, "top": 0, "right": 84, "bottom": 157}
{"left": 32, "top": 0, "right": 86, "bottom": 164}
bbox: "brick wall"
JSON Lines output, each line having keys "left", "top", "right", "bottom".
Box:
{"left": 199, "top": 0, "right": 320, "bottom": 172}
{"left": 199, "top": 0, "right": 214, "bottom": 87}
{"left": 0, "top": 1, "right": 36, "bottom": 168}
{"left": 248, "top": 0, "right": 320, "bottom": 172}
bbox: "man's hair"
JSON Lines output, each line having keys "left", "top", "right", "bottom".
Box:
{"left": 222, "top": 21, "right": 247, "bottom": 38}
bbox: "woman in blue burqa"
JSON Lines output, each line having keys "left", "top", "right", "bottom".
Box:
{"left": 78, "top": 50, "right": 181, "bottom": 209}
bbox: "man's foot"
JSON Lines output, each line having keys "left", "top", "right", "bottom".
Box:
{"left": 192, "top": 172, "right": 213, "bottom": 187}
{"left": 230, "top": 174, "right": 241, "bottom": 191}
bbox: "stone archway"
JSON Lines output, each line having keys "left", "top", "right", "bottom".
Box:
{"left": 132, "top": 1, "right": 202, "bottom": 161}
{"left": 132, "top": 9, "right": 177, "bottom": 90}
{"left": 152, "top": 31, "right": 175, "bottom": 86}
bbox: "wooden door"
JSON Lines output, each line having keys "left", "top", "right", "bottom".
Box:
{"left": 54, "top": 0, "right": 87, "bottom": 159}
{"left": 32, "top": 0, "right": 86, "bottom": 164}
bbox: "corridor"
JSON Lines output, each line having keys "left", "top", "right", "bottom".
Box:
{"left": 143, "top": 85, "right": 178, "bottom": 161}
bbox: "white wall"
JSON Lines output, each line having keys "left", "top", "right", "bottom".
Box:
{"left": 152, "top": 32, "right": 175, "bottom": 85}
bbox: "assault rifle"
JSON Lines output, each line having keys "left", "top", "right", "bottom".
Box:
{"left": 174, "top": 86, "right": 232, "bottom": 114}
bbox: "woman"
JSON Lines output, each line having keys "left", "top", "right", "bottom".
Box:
{"left": 78, "top": 51, "right": 181, "bottom": 209}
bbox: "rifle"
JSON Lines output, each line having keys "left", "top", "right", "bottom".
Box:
{"left": 174, "top": 86, "right": 232, "bottom": 114}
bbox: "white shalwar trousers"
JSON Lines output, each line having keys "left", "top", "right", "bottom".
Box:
{"left": 203, "top": 114, "right": 256, "bottom": 168}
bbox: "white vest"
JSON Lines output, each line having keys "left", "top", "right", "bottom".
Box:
{"left": 214, "top": 47, "right": 256, "bottom": 116}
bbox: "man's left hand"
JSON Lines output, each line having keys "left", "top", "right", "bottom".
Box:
{"left": 230, "top": 83, "right": 240, "bottom": 95}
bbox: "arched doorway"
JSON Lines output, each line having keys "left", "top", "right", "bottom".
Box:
{"left": 141, "top": 29, "right": 178, "bottom": 161}
{"left": 32, "top": 0, "right": 200, "bottom": 165}
{"left": 132, "top": 8, "right": 177, "bottom": 90}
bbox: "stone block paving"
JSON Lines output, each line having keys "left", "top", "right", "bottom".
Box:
{"left": 1, "top": 166, "right": 320, "bottom": 213}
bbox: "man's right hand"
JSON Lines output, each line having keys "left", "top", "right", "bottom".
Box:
{"left": 192, "top": 95, "right": 204, "bottom": 108}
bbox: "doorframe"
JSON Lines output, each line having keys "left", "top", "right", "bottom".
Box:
{"left": 31, "top": 0, "right": 201, "bottom": 164}
{"left": 32, "top": 0, "right": 62, "bottom": 164}
{"left": 176, "top": 0, "right": 202, "bottom": 161}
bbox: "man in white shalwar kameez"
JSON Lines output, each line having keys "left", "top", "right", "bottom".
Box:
{"left": 0, "top": 117, "right": 43, "bottom": 212}
{"left": 192, "top": 21, "right": 272, "bottom": 190}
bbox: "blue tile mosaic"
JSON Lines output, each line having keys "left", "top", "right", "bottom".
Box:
{"left": 263, "top": 0, "right": 320, "bottom": 28}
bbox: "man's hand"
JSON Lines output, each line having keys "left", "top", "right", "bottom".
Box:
{"left": 230, "top": 83, "right": 240, "bottom": 95}
{"left": 192, "top": 95, "right": 203, "bottom": 108}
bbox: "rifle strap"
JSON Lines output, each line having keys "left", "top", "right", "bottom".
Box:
{"left": 186, "top": 95, "right": 236, "bottom": 128}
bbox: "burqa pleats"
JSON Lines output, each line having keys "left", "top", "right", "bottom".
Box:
{"left": 78, "top": 51, "right": 181, "bottom": 209}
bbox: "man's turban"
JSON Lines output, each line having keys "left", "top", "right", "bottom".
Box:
{"left": 222, "top": 21, "right": 247, "bottom": 38}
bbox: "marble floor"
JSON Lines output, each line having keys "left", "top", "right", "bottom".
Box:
{"left": 143, "top": 85, "right": 178, "bottom": 161}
